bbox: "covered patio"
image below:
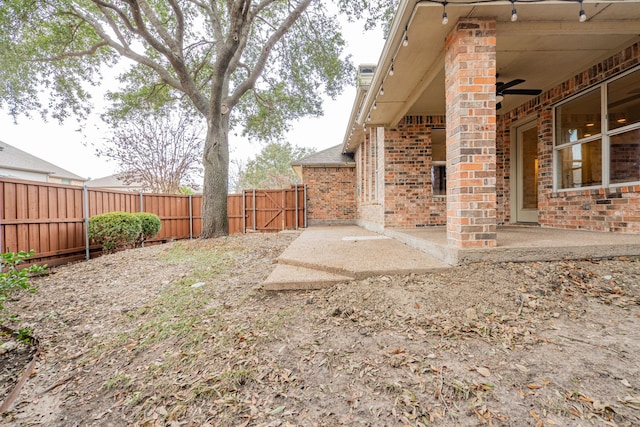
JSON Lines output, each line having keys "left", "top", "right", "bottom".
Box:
{"left": 386, "top": 225, "right": 640, "bottom": 265}
{"left": 338, "top": 0, "right": 640, "bottom": 248}
{"left": 263, "top": 225, "right": 640, "bottom": 290}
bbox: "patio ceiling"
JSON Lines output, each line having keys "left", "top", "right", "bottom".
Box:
{"left": 343, "top": 0, "right": 640, "bottom": 152}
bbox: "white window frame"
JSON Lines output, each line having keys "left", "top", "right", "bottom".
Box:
{"left": 554, "top": 66, "right": 640, "bottom": 192}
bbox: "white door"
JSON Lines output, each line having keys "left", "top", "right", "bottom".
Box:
{"left": 515, "top": 121, "right": 539, "bottom": 223}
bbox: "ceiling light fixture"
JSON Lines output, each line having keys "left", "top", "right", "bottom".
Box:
{"left": 403, "top": 27, "right": 409, "bottom": 47}
{"left": 373, "top": 102, "right": 377, "bottom": 110}
{"left": 579, "top": 0, "right": 587, "bottom": 22}
{"left": 496, "top": 94, "right": 504, "bottom": 103}
{"left": 389, "top": 63, "right": 394, "bottom": 76}
{"left": 442, "top": 1, "right": 448, "bottom": 25}
{"left": 617, "top": 118, "right": 627, "bottom": 123}
{"left": 380, "top": 86, "right": 385, "bottom": 96}
{"left": 510, "top": 0, "right": 518, "bottom": 22}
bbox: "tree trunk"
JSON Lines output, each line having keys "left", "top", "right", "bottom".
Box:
{"left": 200, "top": 114, "right": 230, "bottom": 238}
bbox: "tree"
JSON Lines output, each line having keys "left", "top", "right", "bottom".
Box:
{"left": 96, "top": 108, "right": 203, "bottom": 193}
{"left": 239, "top": 141, "right": 314, "bottom": 190}
{"left": 1, "top": 1, "right": 396, "bottom": 237}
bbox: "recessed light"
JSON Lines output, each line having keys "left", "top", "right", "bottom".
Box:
{"left": 586, "top": 122, "right": 594, "bottom": 127}
{"left": 617, "top": 118, "right": 627, "bottom": 124}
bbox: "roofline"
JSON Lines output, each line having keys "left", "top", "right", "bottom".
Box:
{"left": 290, "top": 162, "right": 356, "bottom": 167}
{"left": 349, "top": 0, "right": 640, "bottom": 148}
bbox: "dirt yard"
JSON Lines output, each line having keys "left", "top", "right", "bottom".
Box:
{"left": 1, "top": 232, "right": 640, "bottom": 426}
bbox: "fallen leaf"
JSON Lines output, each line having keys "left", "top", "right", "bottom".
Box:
{"left": 527, "top": 384, "right": 541, "bottom": 389}
{"left": 268, "top": 405, "right": 286, "bottom": 415}
{"left": 476, "top": 367, "right": 491, "bottom": 377}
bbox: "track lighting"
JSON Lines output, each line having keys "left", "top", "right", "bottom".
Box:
{"left": 442, "top": 1, "right": 448, "bottom": 25}
{"left": 379, "top": 86, "right": 384, "bottom": 96}
{"left": 403, "top": 34, "right": 409, "bottom": 47}
{"left": 579, "top": 0, "right": 586, "bottom": 22}
{"left": 510, "top": 0, "right": 517, "bottom": 22}
{"left": 389, "top": 63, "right": 394, "bottom": 76}
{"left": 373, "top": 102, "right": 377, "bottom": 110}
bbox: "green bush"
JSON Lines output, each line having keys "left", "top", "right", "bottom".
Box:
{"left": 88, "top": 212, "right": 142, "bottom": 252}
{"left": 1, "top": 250, "right": 46, "bottom": 330}
{"left": 133, "top": 212, "right": 162, "bottom": 242}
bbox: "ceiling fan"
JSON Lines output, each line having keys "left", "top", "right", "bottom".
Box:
{"left": 496, "top": 79, "right": 542, "bottom": 110}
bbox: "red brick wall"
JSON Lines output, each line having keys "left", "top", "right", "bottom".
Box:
{"left": 383, "top": 116, "right": 447, "bottom": 228}
{"left": 301, "top": 166, "right": 356, "bottom": 224}
{"left": 497, "top": 41, "right": 640, "bottom": 233}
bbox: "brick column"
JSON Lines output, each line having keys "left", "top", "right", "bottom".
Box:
{"left": 444, "top": 18, "right": 497, "bottom": 248}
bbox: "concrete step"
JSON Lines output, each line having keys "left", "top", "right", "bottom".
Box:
{"left": 262, "top": 264, "right": 353, "bottom": 291}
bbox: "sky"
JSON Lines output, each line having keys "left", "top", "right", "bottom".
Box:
{"left": 0, "top": 18, "right": 385, "bottom": 181}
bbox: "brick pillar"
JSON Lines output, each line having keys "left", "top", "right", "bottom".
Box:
{"left": 444, "top": 18, "right": 497, "bottom": 248}
{"left": 537, "top": 108, "right": 553, "bottom": 227}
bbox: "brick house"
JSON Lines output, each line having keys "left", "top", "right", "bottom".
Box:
{"left": 300, "top": 0, "right": 640, "bottom": 248}
{"left": 291, "top": 144, "right": 356, "bottom": 225}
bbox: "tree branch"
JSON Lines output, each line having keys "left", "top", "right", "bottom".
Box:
{"left": 228, "top": 0, "right": 312, "bottom": 107}
{"left": 40, "top": 41, "right": 109, "bottom": 62}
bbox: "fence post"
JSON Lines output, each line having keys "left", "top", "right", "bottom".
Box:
{"left": 283, "top": 190, "right": 287, "bottom": 230}
{"left": 294, "top": 185, "right": 299, "bottom": 230}
{"left": 83, "top": 185, "right": 90, "bottom": 260}
{"left": 189, "top": 195, "right": 193, "bottom": 239}
{"left": 139, "top": 191, "right": 144, "bottom": 247}
{"left": 303, "top": 184, "right": 307, "bottom": 228}
{"left": 242, "top": 190, "right": 246, "bottom": 234}
{"left": 253, "top": 189, "right": 257, "bottom": 231}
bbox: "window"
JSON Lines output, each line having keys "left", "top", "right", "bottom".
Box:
{"left": 61, "top": 179, "right": 71, "bottom": 185}
{"left": 555, "top": 67, "right": 640, "bottom": 189}
{"left": 431, "top": 129, "right": 446, "bottom": 196}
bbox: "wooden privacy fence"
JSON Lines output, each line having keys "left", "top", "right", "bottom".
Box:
{"left": 0, "top": 177, "right": 306, "bottom": 267}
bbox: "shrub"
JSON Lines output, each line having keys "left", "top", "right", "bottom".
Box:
{"left": 133, "top": 212, "right": 162, "bottom": 243}
{"left": 88, "top": 212, "right": 142, "bottom": 252}
{"left": 1, "top": 250, "right": 46, "bottom": 330}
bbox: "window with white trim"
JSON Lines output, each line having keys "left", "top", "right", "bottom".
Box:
{"left": 555, "top": 67, "right": 640, "bottom": 190}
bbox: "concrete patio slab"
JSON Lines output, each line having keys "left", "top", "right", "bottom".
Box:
{"left": 262, "top": 225, "right": 640, "bottom": 291}
{"left": 262, "top": 226, "right": 450, "bottom": 290}
{"left": 262, "top": 264, "right": 353, "bottom": 291}
{"left": 386, "top": 225, "right": 640, "bottom": 265}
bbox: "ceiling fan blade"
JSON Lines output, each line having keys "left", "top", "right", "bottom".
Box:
{"left": 502, "top": 89, "right": 542, "bottom": 96}
{"left": 496, "top": 102, "right": 502, "bottom": 110}
{"left": 496, "top": 79, "right": 525, "bottom": 92}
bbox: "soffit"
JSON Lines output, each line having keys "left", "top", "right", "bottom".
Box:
{"left": 357, "top": 0, "right": 640, "bottom": 138}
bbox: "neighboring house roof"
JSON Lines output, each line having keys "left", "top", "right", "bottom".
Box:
{"left": 291, "top": 144, "right": 355, "bottom": 181}
{"left": 291, "top": 144, "right": 355, "bottom": 167}
{"left": 0, "top": 140, "right": 86, "bottom": 181}
{"left": 86, "top": 174, "right": 145, "bottom": 190}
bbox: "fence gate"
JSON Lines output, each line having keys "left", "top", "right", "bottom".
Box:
{"left": 240, "top": 186, "right": 306, "bottom": 233}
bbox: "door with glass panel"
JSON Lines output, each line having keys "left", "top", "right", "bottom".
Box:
{"left": 515, "top": 121, "right": 539, "bottom": 223}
